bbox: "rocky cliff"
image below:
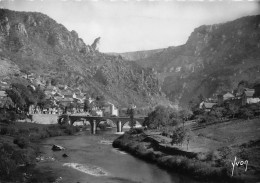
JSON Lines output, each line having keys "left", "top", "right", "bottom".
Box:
{"left": 132, "top": 15, "right": 260, "bottom": 106}
{"left": 0, "top": 9, "right": 169, "bottom": 107}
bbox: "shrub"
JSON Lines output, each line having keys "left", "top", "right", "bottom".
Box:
{"left": 171, "top": 127, "right": 186, "bottom": 145}
{"left": 129, "top": 128, "right": 144, "bottom": 135}
{"left": 239, "top": 107, "right": 254, "bottom": 120}
{"left": 197, "top": 114, "right": 216, "bottom": 124}
{"left": 0, "top": 146, "right": 17, "bottom": 180}
{"left": 6, "top": 126, "right": 16, "bottom": 136}
{"left": 0, "top": 127, "right": 8, "bottom": 135}
{"left": 29, "top": 133, "right": 41, "bottom": 142}
{"left": 13, "top": 136, "right": 30, "bottom": 149}
{"left": 18, "top": 128, "right": 30, "bottom": 135}
{"left": 29, "top": 127, "right": 39, "bottom": 133}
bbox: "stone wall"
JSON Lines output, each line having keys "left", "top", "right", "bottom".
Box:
{"left": 30, "top": 114, "right": 58, "bottom": 124}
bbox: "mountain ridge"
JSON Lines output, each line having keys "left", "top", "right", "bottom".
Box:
{"left": 116, "top": 15, "right": 260, "bottom": 106}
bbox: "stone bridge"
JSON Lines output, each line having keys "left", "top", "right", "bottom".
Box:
{"left": 58, "top": 114, "right": 146, "bottom": 134}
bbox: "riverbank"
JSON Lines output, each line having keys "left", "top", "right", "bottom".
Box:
{"left": 112, "top": 128, "right": 260, "bottom": 183}
{"left": 0, "top": 122, "right": 80, "bottom": 183}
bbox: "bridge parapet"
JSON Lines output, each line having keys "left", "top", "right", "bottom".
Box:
{"left": 58, "top": 114, "right": 146, "bottom": 133}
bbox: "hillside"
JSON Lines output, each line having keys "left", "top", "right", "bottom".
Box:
{"left": 0, "top": 9, "right": 170, "bottom": 108}
{"left": 131, "top": 15, "right": 260, "bottom": 106}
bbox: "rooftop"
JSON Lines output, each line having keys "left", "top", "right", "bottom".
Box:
{"left": 0, "top": 90, "right": 7, "bottom": 97}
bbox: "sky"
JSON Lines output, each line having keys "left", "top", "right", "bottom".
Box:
{"left": 0, "top": 0, "right": 259, "bottom": 53}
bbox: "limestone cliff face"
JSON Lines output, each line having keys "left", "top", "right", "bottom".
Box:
{"left": 0, "top": 10, "right": 90, "bottom": 54}
{"left": 91, "top": 37, "right": 100, "bottom": 51}
{"left": 0, "top": 9, "right": 167, "bottom": 107}
{"left": 132, "top": 15, "right": 260, "bottom": 106}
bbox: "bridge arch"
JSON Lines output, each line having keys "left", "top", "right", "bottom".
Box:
{"left": 58, "top": 115, "right": 146, "bottom": 134}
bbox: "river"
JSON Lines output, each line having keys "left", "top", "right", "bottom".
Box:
{"left": 38, "top": 128, "right": 198, "bottom": 183}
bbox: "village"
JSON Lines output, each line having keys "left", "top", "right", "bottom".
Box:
{"left": 0, "top": 71, "right": 121, "bottom": 118}
{"left": 1, "top": 70, "right": 260, "bottom": 120}
{"left": 200, "top": 88, "right": 260, "bottom": 112}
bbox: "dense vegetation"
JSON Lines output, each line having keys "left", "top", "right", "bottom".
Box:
{"left": 0, "top": 122, "right": 80, "bottom": 182}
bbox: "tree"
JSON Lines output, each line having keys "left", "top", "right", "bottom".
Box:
{"left": 143, "top": 105, "right": 175, "bottom": 129}
{"left": 171, "top": 127, "right": 187, "bottom": 146}
{"left": 0, "top": 97, "right": 14, "bottom": 109}
{"left": 95, "top": 95, "right": 106, "bottom": 109}
{"left": 228, "top": 103, "right": 239, "bottom": 119}
{"left": 126, "top": 107, "right": 135, "bottom": 128}
{"left": 83, "top": 99, "right": 90, "bottom": 112}
{"left": 5, "top": 83, "right": 48, "bottom": 114}
{"left": 5, "top": 87, "right": 26, "bottom": 111}
{"left": 179, "top": 109, "right": 193, "bottom": 127}
{"left": 210, "top": 106, "right": 226, "bottom": 120}
{"left": 198, "top": 94, "right": 204, "bottom": 103}
{"left": 240, "top": 107, "right": 254, "bottom": 120}
{"left": 34, "top": 85, "right": 46, "bottom": 111}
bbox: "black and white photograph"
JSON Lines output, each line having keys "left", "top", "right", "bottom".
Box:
{"left": 0, "top": 0, "right": 259, "bottom": 182}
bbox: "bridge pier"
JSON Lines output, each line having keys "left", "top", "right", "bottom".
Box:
{"left": 117, "top": 120, "right": 122, "bottom": 132}
{"left": 91, "top": 120, "right": 97, "bottom": 134}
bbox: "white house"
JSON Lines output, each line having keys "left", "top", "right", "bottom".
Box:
{"left": 223, "top": 92, "right": 235, "bottom": 101}
{"left": 242, "top": 89, "right": 260, "bottom": 105}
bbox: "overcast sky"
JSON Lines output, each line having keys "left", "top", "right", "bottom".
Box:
{"left": 1, "top": 0, "right": 259, "bottom": 53}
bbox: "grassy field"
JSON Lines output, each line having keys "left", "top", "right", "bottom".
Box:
{"left": 187, "top": 118, "right": 260, "bottom": 152}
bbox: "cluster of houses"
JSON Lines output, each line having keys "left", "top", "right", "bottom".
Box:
{"left": 199, "top": 88, "right": 260, "bottom": 112}
{"left": 29, "top": 84, "right": 119, "bottom": 116}
{"left": 0, "top": 74, "right": 120, "bottom": 117}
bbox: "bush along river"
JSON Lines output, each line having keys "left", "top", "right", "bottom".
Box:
{"left": 37, "top": 128, "right": 198, "bottom": 183}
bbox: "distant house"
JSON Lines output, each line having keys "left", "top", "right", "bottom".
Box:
{"left": 0, "top": 90, "right": 7, "bottom": 108}
{"left": 242, "top": 88, "right": 260, "bottom": 105}
{"left": 62, "top": 92, "right": 76, "bottom": 99}
{"left": 217, "top": 92, "right": 236, "bottom": 105}
{"left": 200, "top": 101, "right": 217, "bottom": 112}
{"left": 75, "top": 95, "right": 85, "bottom": 103}
{"left": 73, "top": 88, "right": 82, "bottom": 95}
{"left": 59, "top": 98, "right": 74, "bottom": 107}
{"left": 0, "top": 90, "right": 7, "bottom": 99}
{"left": 223, "top": 92, "right": 235, "bottom": 101}
{"left": 45, "top": 86, "right": 57, "bottom": 95}
{"left": 57, "top": 84, "right": 68, "bottom": 90}
{"left": 175, "top": 67, "right": 181, "bottom": 72}
{"left": 103, "top": 102, "right": 119, "bottom": 116}
{"left": 0, "top": 81, "right": 9, "bottom": 90}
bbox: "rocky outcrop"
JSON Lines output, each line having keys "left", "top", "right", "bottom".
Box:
{"left": 91, "top": 37, "right": 100, "bottom": 51}
{"left": 0, "top": 57, "right": 20, "bottom": 77}
{"left": 52, "top": 144, "right": 65, "bottom": 151}
{"left": 0, "top": 16, "right": 10, "bottom": 36}
{"left": 15, "top": 23, "right": 28, "bottom": 37}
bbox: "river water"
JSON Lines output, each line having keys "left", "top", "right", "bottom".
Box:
{"left": 38, "top": 129, "right": 197, "bottom": 183}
